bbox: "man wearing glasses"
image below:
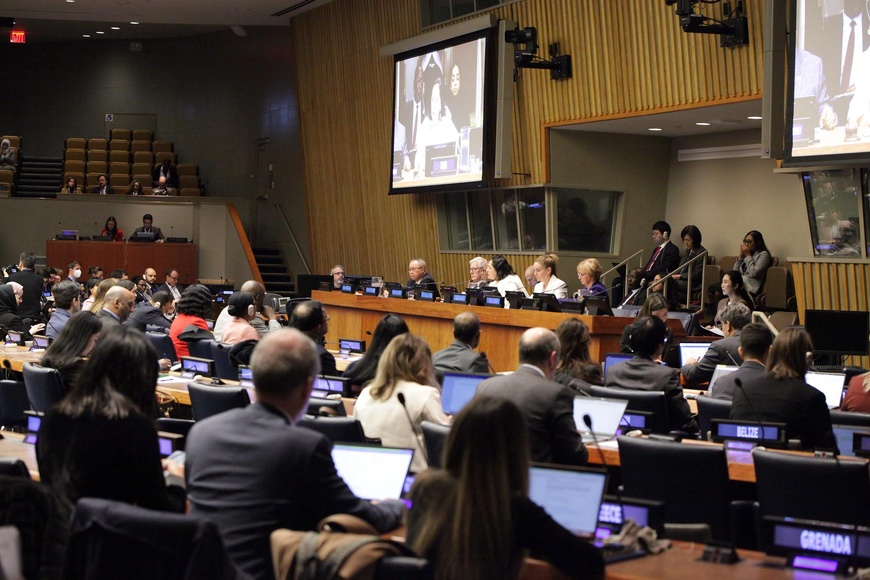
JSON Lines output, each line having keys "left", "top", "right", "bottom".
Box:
{"left": 405, "top": 258, "right": 437, "bottom": 292}
{"left": 330, "top": 265, "right": 345, "bottom": 290}
{"left": 466, "top": 256, "right": 488, "bottom": 290}
{"left": 159, "top": 269, "right": 184, "bottom": 300}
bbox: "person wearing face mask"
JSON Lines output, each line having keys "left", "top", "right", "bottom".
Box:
{"left": 184, "top": 329, "right": 405, "bottom": 580}
{"left": 67, "top": 261, "right": 83, "bottom": 285}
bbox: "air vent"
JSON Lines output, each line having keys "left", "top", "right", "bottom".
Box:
{"left": 272, "top": 0, "right": 320, "bottom": 17}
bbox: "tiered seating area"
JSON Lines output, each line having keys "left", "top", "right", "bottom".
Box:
{"left": 62, "top": 128, "right": 203, "bottom": 196}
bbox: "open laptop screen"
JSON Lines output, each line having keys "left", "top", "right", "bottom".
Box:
{"left": 529, "top": 464, "right": 607, "bottom": 538}
{"left": 805, "top": 371, "right": 846, "bottom": 409}
{"left": 441, "top": 372, "right": 490, "bottom": 415}
{"left": 679, "top": 342, "right": 712, "bottom": 366}
{"left": 603, "top": 353, "right": 632, "bottom": 379}
{"left": 572, "top": 397, "right": 628, "bottom": 440}
{"left": 331, "top": 444, "right": 414, "bottom": 501}
{"left": 709, "top": 365, "right": 739, "bottom": 390}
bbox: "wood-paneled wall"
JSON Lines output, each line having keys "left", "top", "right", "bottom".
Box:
{"left": 292, "top": 0, "right": 765, "bottom": 287}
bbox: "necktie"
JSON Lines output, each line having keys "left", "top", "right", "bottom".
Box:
{"left": 843, "top": 20, "right": 856, "bottom": 93}
{"left": 647, "top": 246, "right": 662, "bottom": 271}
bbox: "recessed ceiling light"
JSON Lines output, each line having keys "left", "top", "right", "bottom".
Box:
{"left": 648, "top": 128, "right": 663, "bottom": 132}
{"left": 130, "top": 21, "right": 139, "bottom": 25}
{"left": 695, "top": 122, "right": 711, "bottom": 126}
{"left": 96, "top": 31, "right": 105, "bottom": 34}
{"left": 111, "top": 26, "right": 120, "bottom": 30}
{"left": 83, "top": 34, "right": 90, "bottom": 38}
{"left": 747, "top": 116, "right": 762, "bottom": 120}
{"left": 66, "top": 0, "right": 75, "bottom": 3}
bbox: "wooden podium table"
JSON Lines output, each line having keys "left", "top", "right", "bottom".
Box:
{"left": 46, "top": 240, "right": 198, "bottom": 284}
{"left": 314, "top": 291, "right": 684, "bottom": 373}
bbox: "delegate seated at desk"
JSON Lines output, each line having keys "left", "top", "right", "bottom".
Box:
{"left": 130, "top": 213, "right": 166, "bottom": 243}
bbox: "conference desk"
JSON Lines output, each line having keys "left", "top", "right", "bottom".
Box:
{"left": 314, "top": 291, "right": 686, "bottom": 371}
{"left": 0, "top": 431, "right": 39, "bottom": 480}
{"left": 0, "top": 344, "right": 42, "bottom": 373}
{"left": 46, "top": 239, "right": 198, "bottom": 285}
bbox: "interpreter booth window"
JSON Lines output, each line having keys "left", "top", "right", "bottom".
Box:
{"left": 493, "top": 188, "right": 547, "bottom": 251}
{"left": 802, "top": 169, "right": 866, "bottom": 257}
{"left": 421, "top": 0, "right": 511, "bottom": 28}
{"left": 553, "top": 187, "right": 618, "bottom": 254}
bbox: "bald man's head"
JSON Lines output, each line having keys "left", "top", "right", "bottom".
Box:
{"left": 518, "top": 327, "right": 560, "bottom": 374}
{"left": 240, "top": 280, "right": 267, "bottom": 309}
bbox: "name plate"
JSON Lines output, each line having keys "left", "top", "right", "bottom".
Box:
{"left": 762, "top": 516, "right": 870, "bottom": 571}
{"left": 711, "top": 419, "right": 786, "bottom": 446}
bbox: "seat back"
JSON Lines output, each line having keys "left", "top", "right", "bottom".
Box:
{"left": 768, "top": 311, "right": 797, "bottom": 332}
{"left": 187, "top": 383, "right": 249, "bottom": 421}
{"left": 66, "top": 497, "right": 240, "bottom": 580}
{"left": 695, "top": 395, "right": 732, "bottom": 440}
{"left": 0, "top": 458, "right": 31, "bottom": 479}
{"left": 185, "top": 338, "right": 213, "bottom": 359}
{"left": 617, "top": 436, "right": 731, "bottom": 541}
{"left": 718, "top": 256, "right": 738, "bottom": 273}
{"left": 22, "top": 363, "right": 65, "bottom": 413}
{"left": 753, "top": 448, "right": 870, "bottom": 525}
{"left": 589, "top": 386, "right": 670, "bottom": 434}
{"left": 208, "top": 341, "right": 238, "bottom": 380}
{"left": 298, "top": 417, "right": 366, "bottom": 443}
{"left": 376, "top": 556, "right": 434, "bottom": 579}
{"left": 829, "top": 410, "right": 870, "bottom": 428}
{"left": 155, "top": 418, "right": 195, "bottom": 438}
{"left": 763, "top": 267, "right": 795, "bottom": 311}
{"left": 421, "top": 421, "right": 450, "bottom": 468}
{"left": 667, "top": 311, "right": 695, "bottom": 333}
{"left": 0, "top": 379, "right": 30, "bottom": 430}
{"left": 146, "top": 332, "right": 177, "bottom": 362}
{"left": 306, "top": 397, "right": 347, "bottom": 417}
{"left": 132, "top": 129, "right": 153, "bottom": 142}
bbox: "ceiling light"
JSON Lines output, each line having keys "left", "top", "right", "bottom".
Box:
{"left": 130, "top": 21, "right": 139, "bottom": 25}
{"left": 111, "top": 26, "right": 120, "bottom": 30}
{"left": 695, "top": 122, "right": 710, "bottom": 126}
{"left": 83, "top": 34, "right": 90, "bottom": 38}
{"left": 66, "top": 0, "right": 75, "bottom": 3}
{"left": 747, "top": 116, "right": 762, "bottom": 120}
{"left": 648, "top": 128, "right": 663, "bottom": 132}
{"left": 96, "top": 31, "right": 104, "bottom": 34}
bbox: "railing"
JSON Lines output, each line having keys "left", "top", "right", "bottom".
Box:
{"left": 273, "top": 202, "right": 311, "bottom": 275}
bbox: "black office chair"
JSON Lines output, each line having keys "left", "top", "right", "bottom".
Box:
{"left": 187, "top": 383, "right": 250, "bottom": 421}
{"left": 830, "top": 409, "right": 870, "bottom": 428}
{"left": 65, "top": 498, "right": 241, "bottom": 579}
{"left": 22, "top": 363, "right": 65, "bottom": 413}
{"left": 0, "top": 458, "right": 31, "bottom": 479}
{"left": 0, "top": 379, "right": 30, "bottom": 431}
{"left": 298, "top": 416, "right": 366, "bottom": 443}
{"left": 155, "top": 418, "right": 196, "bottom": 439}
{"left": 753, "top": 448, "right": 870, "bottom": 526}
{"left": 307, "top": 397, "right": 347, "bottom": 417}
{"left": 696, "top": 395, "right": 732, "bottom": 440}
{"left": 185, "top": 338, "right": 213, "bottom": 360}
{"left": 589, "top": 386, "right": 671, "bottom": 434}
{"left": 376, "top": 557, "right": 433, "bottom": 579}
{"left": 421, "top": 421, "right": 450, "bottom": 469}
{"left": 617, "top": 436, "right": 737, "bottom": 544}
{"left": 208, "top": 341, "right": 238, "bottom": 381}
{"left": 146, "top": 332, "right": 177, "bottom": 362}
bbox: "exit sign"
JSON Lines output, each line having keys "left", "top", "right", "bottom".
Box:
{"left": 10, "top": 31, "right": 25, "bottom": 43}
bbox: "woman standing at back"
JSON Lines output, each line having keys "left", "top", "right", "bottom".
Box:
{"left": 407, "top": 396, "right": 604, "bottom": 579}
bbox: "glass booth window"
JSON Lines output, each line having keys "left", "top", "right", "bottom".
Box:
{"left": 553, "top": 187, "right": 618, "bottom": 254}
{"left": 802, "top": 169, "right": 864, "bottom": 257}
{"left": 492, "top": 188, "right": 546, "bottom": 251}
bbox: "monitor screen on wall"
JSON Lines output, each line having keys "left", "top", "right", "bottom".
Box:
{"left": 389, "top": 29, "right": 490, "bottom": 194}
{"left": 784, "top": 0, "right": 870, "bottom": 165}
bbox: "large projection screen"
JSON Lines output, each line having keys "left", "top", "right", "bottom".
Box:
{"left": 786, "top": 0, "right": 870, "bottom": 165}
{"left": 389, "top": 30, "right": 489, "bottom": 194}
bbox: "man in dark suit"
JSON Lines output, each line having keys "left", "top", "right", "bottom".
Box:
{"left": 96, "top": 286, "right": 134, "bottom": 329}
{"left": 433, "top": 311, "right": 489, "bottom": 380}
{"left": 129, "top": 213, "right": 166, "bottom": 243}
{"left": 91, "top": 174, "right": 115, "bottom": 195}
{"left": 185, "top": 328, "right": 404, "bottom": 580}
{"left": 124, "top": 290, "right": 173, "bottom": 334}
{"left": 642, "top": 220, "right": 680, "bottom": 282}
{"left": 681, "top": 302, "right": 751, "bottom": 385}
{"left": 710, "top": 323, "right": 772, "bottom": 400}
{"left": 605, "top": 315, "right": 700, "bottom": 435}
{"left": 7, "top": 252, "right": 46, "bottom": 322}
{"left": 476, "top": 327, "right": 588, "bottom": 465}
{"left": 290, "top": 300, "right": 337, "bottom": 376}
{"left": 156, "top": 269, "right": 183, "bottom": 300}
{"left": 152, "top": 159, "right": 180, "bottom": 189}
{"left": 406, "top": 258, "right": 437, "bottom": 293}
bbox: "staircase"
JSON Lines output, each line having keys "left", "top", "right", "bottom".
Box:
{"left": 15, "top": 156, "right": 62, "bottom": 198}
{"left": 254, "top": 248, "right": 295, "bottom": 297}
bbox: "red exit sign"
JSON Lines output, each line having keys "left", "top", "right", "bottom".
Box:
{"left": 10, "top": 31, "right": 25, "bottom": 43}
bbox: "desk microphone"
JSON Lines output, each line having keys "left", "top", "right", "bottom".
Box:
{"left": 397, "top": 392, "right": 429, "bottom": 466}
{"left": 733, "top": 378, "right": 765, "bottom": 443}
{"left": 726, "top": 351, "right": 741, "bottom": 367}
{"left": 479, "top": 351, "right": 496, "bottom": 374}
{"left": 583, "top": 414, "right": 608, "bottom": 466}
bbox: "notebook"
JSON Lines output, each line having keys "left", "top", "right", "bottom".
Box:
{"left": 529, "top": 464, "right": 608, "bottom": 538}
{"left": 441, "top": 372, "right": 490, "bottom": 414}
{"left": 805, "top": 371, "right": 846, "bottom": 409}
{"left": 331, "top": 444, "right": 415, "bottom": 501}
{"left": 573, "top": 397, "right": 629, "bottom": 442}
{"left": 679, "top": 342, "right": 712, "bottom": 366}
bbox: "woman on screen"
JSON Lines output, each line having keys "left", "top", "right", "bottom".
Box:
{"left": 729, "top": 327, "right": 837, "bottom": 451}
{"left": 407, "top": 396, "right": 605, "bottom": 580}
{"left": 353, "top": 333, "right": 449, "bottom": 473}
{"left": 414, "top": 78, "right": 459, "bottom": 177}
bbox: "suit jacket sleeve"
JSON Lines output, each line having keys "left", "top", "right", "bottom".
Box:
{"left": 662, "top": 242, "right": 680, "bottom": 274}
{"left": 680, "top": 342, "right": 726, "bottom": 384}
{"left": 471, "top": 353, "right": 490, "bottom": 374}
{"left": 663, "top": 371, "right": 699, "bottom": 434}
{"left": 302, "top": 435, "right": 404, "bottom": 532}
{"left": 550, "top": 385, "right": 588, "bottom": 465}
{"left": 738, "top": 251, "right": 771, "bottom": 281}
{"left": 153, "top": 227, "right": 166, "bottom": 241}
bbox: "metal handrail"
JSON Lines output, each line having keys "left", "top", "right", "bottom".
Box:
{"left": 601, "top": 249, "right": 645, "bottom": 279}
{"left": 272, "top": 202, "right": 311, "bottom": 275}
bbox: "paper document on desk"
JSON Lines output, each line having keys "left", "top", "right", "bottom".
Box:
{"left": 705, "top": 326, "right": 724, "bottom": 337}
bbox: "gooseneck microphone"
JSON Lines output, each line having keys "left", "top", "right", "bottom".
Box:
{"left": 583, "top": 413, "right": 608, "bottom": 466}
{"left": 397, "top": 392, "right": 429, "bottom": 465}
{"left": 479, "top": 351, "right": 496, "bottom": 374}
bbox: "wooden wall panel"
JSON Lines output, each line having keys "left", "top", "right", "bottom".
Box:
{"left": 292, "top": 0, "right": 765, "bottom": 287}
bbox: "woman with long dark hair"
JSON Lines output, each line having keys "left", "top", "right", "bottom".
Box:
{"left": 37, "top": 325, "right": 185, "bottom": 511}
{"left": 407, "top": 396, "right": 604, "bottom": 579}
{"left": 40, "top": 311, "right": 102, "bottom": 390}
{"left": 342, "top": 313, "right": 409, "bottom": 394}
{"left": 486, "top": 255, "right": 529, "bottom": 299}
{"left": 555, "top": 317, "right": 602, "bottom": 389}
{"left": 736, "top": 229, "right": 771, "bottom": 297}
{"left": 101, "top": 215, "right": 124, "bottom": 241}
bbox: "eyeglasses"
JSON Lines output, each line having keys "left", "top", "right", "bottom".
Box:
{"left": 168, "top": 275, "right": 178, "bottom": 281}
{"left": 332, "top": 272, "right": 345, "bottom": 276}
{"left": 742, "top": 239, "right": 754, "bottom": 244}
{"left": 408, "top": 266, "right": 423, "bottom": 272}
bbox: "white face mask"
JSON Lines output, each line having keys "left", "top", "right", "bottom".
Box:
{"left": 73, "top": 269, "right": 82, "bottom": 278}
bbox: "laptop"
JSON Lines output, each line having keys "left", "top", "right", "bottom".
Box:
{"left": 709, "top": 365, "right": 739, "bottom": 390}
{"left": 805, "top": 371, "right": 847, "bottom": 409}
{"left": 441, "top": 372, "right": 490, "bottom": 415}
{"left": 603, "top": 352, "right": 632, "bottom": 379}
{"left": 679, "top": 342, "right": 712, "bottom": 366}
{"left": 529, "top": 464, "right": 608, "bottom": 538}
{"left": 331, "top": 443, "right": 415, "bottom": 501}
{"left": 573, "top": 397, "right": 629, "bottom": 443}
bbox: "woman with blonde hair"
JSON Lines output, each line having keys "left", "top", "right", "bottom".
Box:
{"left": 353, "top": 333, "right": 450, "bottom": 472}
{"left": 87, "top": 278, "right": 117, "bottom": 313}
{"left": 532, "top": 254, "right": 568, "bottom": 298}
{"left": 407, "top": 396, "right": 604, "bottom": 579}
{"left": 575, "top": 258, "right": 607, "bottom": 302}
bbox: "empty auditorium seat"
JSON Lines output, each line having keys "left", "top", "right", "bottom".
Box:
{"left": 154, "top": 151, "right": 177, "bottom": 165}
{"left": 109, "top": 139, "right": 129, "bottom": 152}
{"left": 179, "top": 175, "right": 200, "bottom": 189}
{"left": 152, "top": 140, "right": 174, "bottom": 153}
{"left": 109, "top": 161, "right": 130, "bottom": 177}
{"left": 132, "top": 162, "right": 152, "bottom": 176}
{"left": 133, "top": 150, "right": 154, "bottom": 164}
{"left": 86, "top": 161, "right": 108, "bottom": 175}
{"left": 88, "top": 149, "right": 108, "bottom": 163}
{"left": 131, "top": 140, "right": 151, "bottom": 153}
{"left": 177, "top": 163, "right": 198, "bottom": 176}
{"left": 110, "top": 174, "right": 129, "bottom": 189}
{"left": 110, "top": 150, "right": 130, "bottom": 163}
{"left": 65, "top": 137, "right": 86, "bottom": 150}
{"left": 110, "top": 128, "right": 132, "bottom": 141}
{"left": 65, "top": 149, "right": 86, "bottom": 162}
{"left": 87, "top": 138, "right": 107, "bottom": 151}
{"left": 63, "top": 160, "right": 85, "bottom": 174}
{"left": 179, "top": 188, "right": 202, "bottom": 197}
{"left": 132, "top": 129, "right": 153, "bottom": 141}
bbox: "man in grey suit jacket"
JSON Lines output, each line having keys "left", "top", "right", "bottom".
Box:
{"left": 710, "top": 323, "right": 773, "bottom": 400}
{"left": 605, "top": 315, "right": 699, "bottom": 435}
{"left": 185, "top": 329, "right": 404, "bottom": 580}
{"left": 96, "top": 286, "right": 135, "bottom": 330}
{"left": 477, "top": 327, "right": 587, "bottom": 465}
{"left": 433, "top": 311, "right": 489, "bottom": 381}
{"left": 681, "top": 302, "right": 751, "bottom": 385}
